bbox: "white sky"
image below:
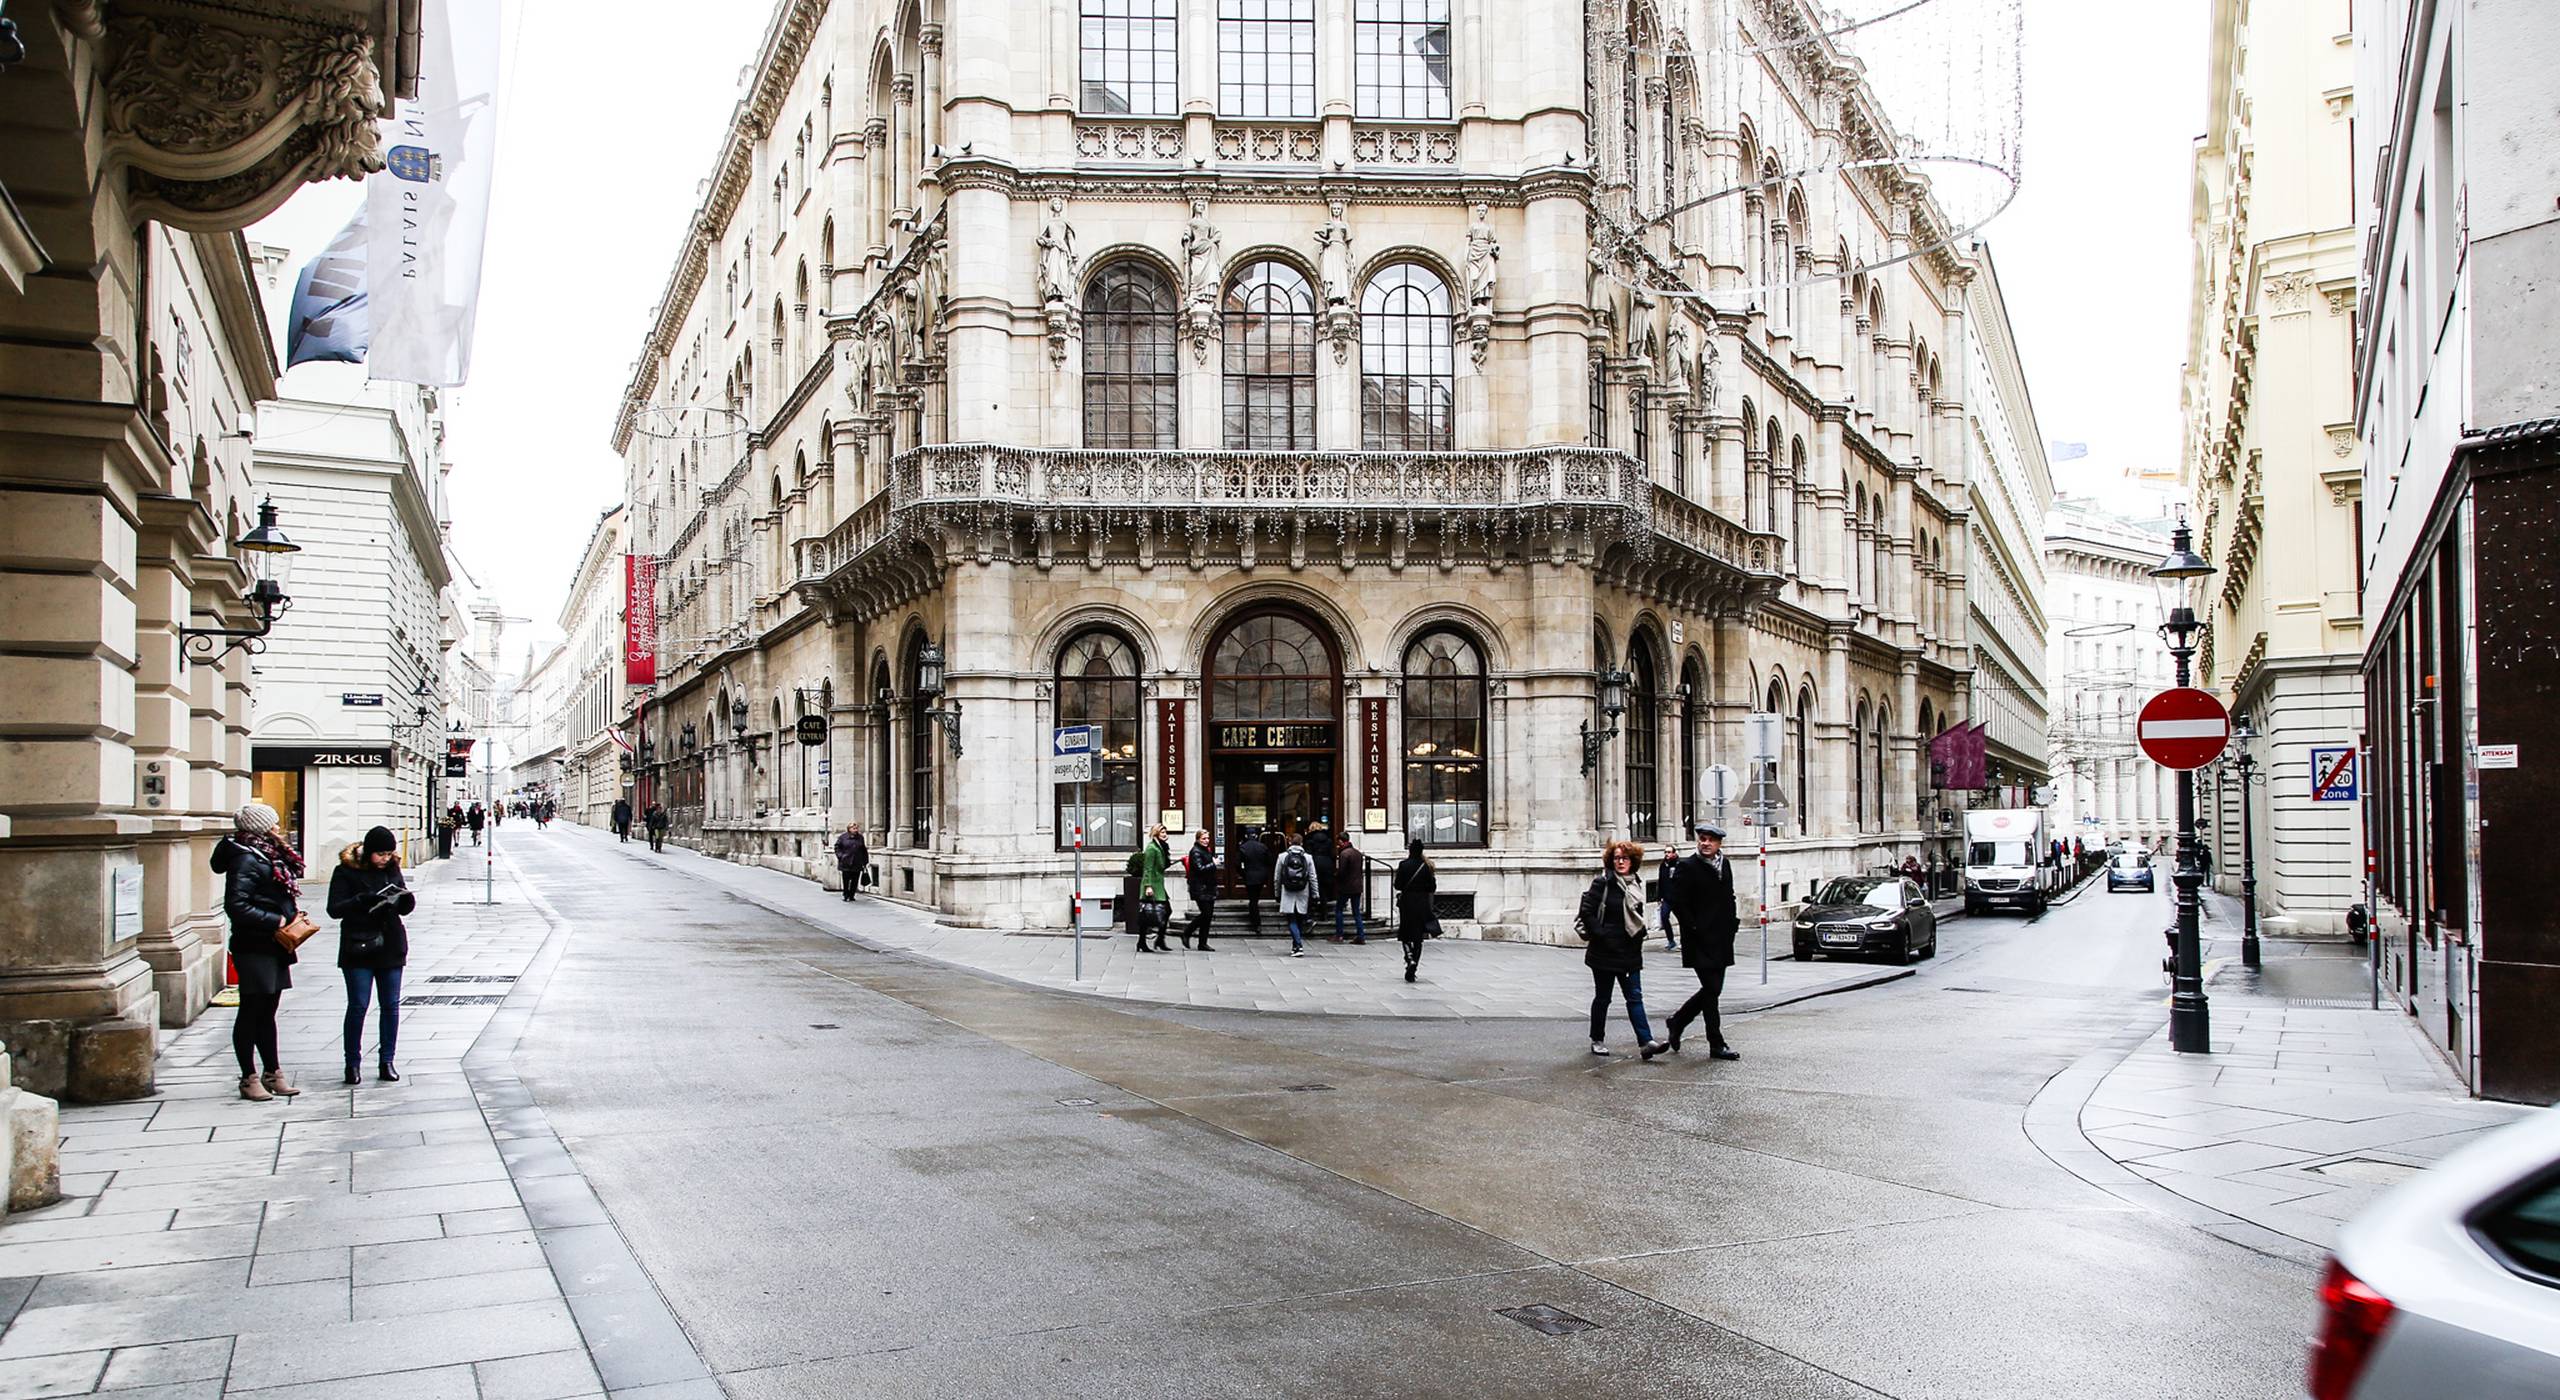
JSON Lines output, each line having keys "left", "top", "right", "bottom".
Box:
{"left": 251, "top": 0, "right": 2205, "bottom": 664}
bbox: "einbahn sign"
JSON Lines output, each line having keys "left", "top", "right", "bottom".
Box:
{"left": 2137, "top": 687, "right": 2231, "bottom": 770}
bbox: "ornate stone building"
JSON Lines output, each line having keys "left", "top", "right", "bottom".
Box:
{"left": 1, "top": 2, "right": 415, "bottom": 1096}
{"left": 612, "top": 0, "right": 1987, "bottom": 939}
{"left": 1954, "top": 244, "right": 2049, "bottom": 829}
{"left": 2042, "top": 498, "right": 2174, "bottom": 852}
{"left": 2182, "top": 0, "right": 2366, "bottom": 933}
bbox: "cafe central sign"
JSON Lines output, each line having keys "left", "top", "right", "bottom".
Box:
{"left": 1212, "top": 723, "right": 1334, "bottom": 751}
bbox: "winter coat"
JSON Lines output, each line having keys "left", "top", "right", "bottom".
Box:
{"left": 1576, "top": 873, "right": 1647, "bottom": 975}
{"left": 1183, "top": 843, "right": 1220, "bottom": 900}
{"left": 1663, "top": 852, "right": 1738, "bottom": 970}
{"left": 327, "top": 847, "right": 414, "bottom": 970}
{"left": 1333, "top": 843, "right": 1365, "bottom": 905}
{"left": 1392, "top": 854, "right": 1439, "bottom": 943}
{"left": 612, "top": 800, "right": 633, "bottom": 827}
{"left": 467, "top": 808, "right": 485, "bottom": 831}
{"left": 1135, "top": 839, "right": 1170, "bottom": 903}
{"left": 645, "top": 806, "right": 670, "bottom": 831}
{"left": 833, "top": 832, "right": 869, "bottom": 874}
{"left": 1303, "top": 826, "right": 1334, "bottom": 896}
{"left": 212, "top": 836, "right": 300, "bottom": 995}
{"left": 1274, "top": 847, "right": 1317, "bottom": 915}
{"left": 1236, "top": 835, "right": 1275, "bottom": 886}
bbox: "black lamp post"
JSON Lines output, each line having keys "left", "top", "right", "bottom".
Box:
{"left": 2151, "top": 516, "right": 2218, "bottom": 1054}
{"left": 2231, "top": 716, "right": 2263, "bottom": 970}
{"left": 730, "top": 694, "right": 758, "bottom": 757}
{"left": 180, "top": 498, "right": 300, "bottom": 665}
{"left": 1580, "top": 667, "right": 1630, "bottom": 774}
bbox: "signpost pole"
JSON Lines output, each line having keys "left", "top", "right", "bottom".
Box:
{"left": 1072, "top": 792, "right": 1085, "bottom": 983}
{"left": 480, "top": 722, "right": 497, "bottom": 905}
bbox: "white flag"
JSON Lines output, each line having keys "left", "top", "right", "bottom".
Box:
{"left": 367, "top": 0, "right": 500, "bottom": 386}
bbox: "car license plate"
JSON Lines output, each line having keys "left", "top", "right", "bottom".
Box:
{"left": 1819, "top": 930, "right": 1860, "bottom": 945}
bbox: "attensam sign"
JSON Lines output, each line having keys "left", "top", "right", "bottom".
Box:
{"left": 625, "top": 554, "right": 658, "bottom": 686}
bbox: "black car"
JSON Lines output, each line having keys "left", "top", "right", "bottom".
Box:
{"left": 1792, "top": 876, "right": 1938, "bottom": 963}
{"left": 2105, "top": 851, "right": 2155, "bottom": 892}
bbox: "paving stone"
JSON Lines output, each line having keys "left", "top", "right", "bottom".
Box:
{"left": 0, "top": 1349, "right": 105, "bottom": 1397}
{"left": 441, "top": 1206, "right": 532, "bottom": 1237}
{"left": 349, "top": 1230, "right": 543, "bottom": 1286}
{"left": 562, "top": 1291, "right": 709, "bottom": 1392}
{"left": 0, "top": 1226, "right": 256, "bottom": 1280}
{"left": 0, "top": 1210, "right": 177, "bottom": 1245}
{"left": 248, "top": 1248, "right": 352, "bottom": 1287}
{"left": 0, "top": 1278, "right": 346, "bottom": 1359}
{"left": 224, "top": 1300, "right": 580, "bottom": 1391}
{"left": 474, "top": 1349, "right": 603, "bottom": 1400}
{"left": 251, "top": 1212, "right": 445, "bottom": 1256}
{"left": 96, "top": 1336, "right": 231, "bottom": 1389}
{"left": 352, "top": 1266, "right": 559, "bottom": 1320}
{"left": 23, "top": 1260, "right": 249, "bottom": 1311}
{"left": 226, "top": 1363, "right": 479, "bottom": 1399}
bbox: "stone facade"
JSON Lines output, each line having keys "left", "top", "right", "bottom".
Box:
{"left": 1954, "top": 247, "right": 2051, "bottom": 835}
{"left": 603, "top": 0, "right": 1986, "bottom": 939}
{"left": 551, "top": 508, "right": 631, "bottom": 830}
{"left": 2183, "top": 0, "right": 2366, "bottom": 933}
{"left": 0, "top": 0, "right": 416, "bottom": 1100}
{"left": 2042, "top": 499, "right": 2175, "bottom": 851}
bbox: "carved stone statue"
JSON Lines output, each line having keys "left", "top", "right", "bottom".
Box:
{"left": 1181, "top": 197, "right": 1222, "bottom": 309}
{"left": 1314, "top": 200, "right": 1355, "bottom": 312}
{"left": 1463, "top": 203, "right": 1500, "bottom": 312}
{"left": 1664, "top": 321, "right": 1693, "bottom": 399}
{"left": 1035, "top": 196, "right": 1078, "bottom": 309}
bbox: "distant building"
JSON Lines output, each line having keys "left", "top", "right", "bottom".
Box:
{"left": 1957, "top": 245, "right": 2053, "bottom": 827}
{"left": 552, "top": 508, "right": 631, "bottom": 829}
{"left": 2042, "top": 499, "right": 2175, "bottom": 851}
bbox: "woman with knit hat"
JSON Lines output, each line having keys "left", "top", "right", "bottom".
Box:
{"left": 328, "top": 825, "right": 414, "bottom": 1084}
{"left": 211, "top": 802, "right": 305, "bottom": 1100}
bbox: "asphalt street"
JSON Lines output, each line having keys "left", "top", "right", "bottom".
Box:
{"left": 501, "top": 833, "right": 2317, "bottom": 1399}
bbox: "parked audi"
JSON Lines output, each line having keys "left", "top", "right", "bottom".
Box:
{"left": 2308, "top": 1107, "right": 2560, "bottom": 1398}
{"left": 1791, "top": 875, "right": 1937, "bottom": 963}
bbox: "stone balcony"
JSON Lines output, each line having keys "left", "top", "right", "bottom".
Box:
{"left": 793, "top": 444, "right": 1780, "bottom": 621}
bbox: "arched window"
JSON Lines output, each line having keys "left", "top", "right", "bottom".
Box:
{"left": 1873, "top": 703, "right": 1891, "bottom": 828}
{"left": 1919, "top": 698, "right": 1938, "bottom": 821}
{"left": 1853, "top": 698, "right": 1869, "bottom": 831}
{"left": 903, "top": 635, "right": 935, "bottom": 842}
{"left": 1361, "top": 264, "right": 1454, "bottom": 449}
{"left": 1739, "top": 396, "right": 1759, "bottom": 525}
{"left": 1403, "top": 630, "right": 1487, "bottom": 846}
{"left": 1787, "top": 437, "right": 1807, "bottom": 568}
{"left": 869, "top": 656, "right": 892, "bottom": 834}
{"left": 1212, "top": 612, "right": 1338, "bottom": 721}
{"left": 1625, "top": 632, "right": 1660, "bottom": 835}
{"left": 1055, "top": 630, "right": 1141, "bottom": 849}
{"left": 1222, "top": 260, "right": 1317, "bottom": 449}
{"left": 1083, "top": 262, "right": 1179, "bottom": 448}
{"left": 1678, "top": 655, "right": 1703, "bottom": 830}
{"left": 1793, "top": 686, "right": 1812, "bottom": 834}
{"left": 1080, "top": 0, "right": 1178, "bottom": 116}
{"left": 1762, "top": 418, "right": 1782, "bottom": 534}
{"left": 1851, "top": 482, "right": 1868, "bottom": 604}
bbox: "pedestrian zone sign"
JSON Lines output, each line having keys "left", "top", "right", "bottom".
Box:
{"left": 2309, "top": 746, "right": 2357, "bottom": 803}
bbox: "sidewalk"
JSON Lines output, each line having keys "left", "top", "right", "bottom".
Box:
{"left": 589, "top": 824, "right": 1918, "bottom": 1019}
{"left": 0, "top": 852, "right": 715, "bottom": 1398}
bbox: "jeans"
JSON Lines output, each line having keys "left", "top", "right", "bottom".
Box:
{"left": 1667, "top": 963, "right": 1729, "bottom": 1048}
{"left": 1186, "top": 895, "right": 1215, "bottom": 942}
{"left": 343, "top": 967, "right": 403, "bottom": 1066}
{"left": 1589, "top": 968, "right": 1654, "bottom": 1045}
{"left": 1285, "top": 910, "right": 1307, "bottom": 950}
{"left": 1333, "top": 891, "right": 1366, "bottom": 941}
{"left": 233, "top": 990, "right": 281, "bottom": 1075}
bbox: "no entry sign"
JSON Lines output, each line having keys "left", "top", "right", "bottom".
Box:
{"left": 2138, "top": 688, "right": 2231, "bottom": 770}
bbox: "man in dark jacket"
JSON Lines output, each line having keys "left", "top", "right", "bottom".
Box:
{"left": 1331, "top": 835, "right": 1367, "bottom": 943}
{"left": 833, "top": 824, "right": 869, "bottom": 902}
{"left": 1660, "top": 824, "right": 1742, "bottom": 1059}
{"left": 1304, "top": 817, "right": 1334, "bottom": 918}
{"left": 644, "top": 802, "right": 669, "bottom": 852}
{"left": 466, "top": 802, "right": 486, "bottom": 845}
{"left": 1233, "top": 828, "right": 1274, "bottom": 933}
{"left": 612, "top": 797, "right": 633, "bottom": 842}
{"left": 1181, "top": 829, "right": 1220, "bottom": 951}
{"left": 328, "top": 825, "right": 415, "bottom": 1084}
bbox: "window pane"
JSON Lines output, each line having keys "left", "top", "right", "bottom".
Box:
{"left": 1084, "top": 264, "right": 1179, "bottom": 447}
{"left": 1360, "top": 265, "right": 1455, "bottom": 450}
{"left": 1082, "top": 0, "right": 1180, "bottom": 117}
{"left": 1355, "top": 0, "right": 1452, "bottom": 119}
{"left": 1219, "top": 0, "right": 1316, "bottom": 118}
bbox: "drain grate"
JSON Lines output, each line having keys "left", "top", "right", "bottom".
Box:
{"left": 1058, "top": 1097, "right": 1098, "bottom": 1107}
{"left": 405, "top": 994, "right": 507, "bottom": 1006}
{"left": 1281, "top": 1083, "right": 1335, "bottom": 1093}
{"left": 808, "top": 1023, "right": 842, "bottom": 1030}
{"left": 427, "top": 975, "right": 518, "bottom": 983}
{"left": 1497, "top": 1304, "right": 1601, "bottom": 1336}
{"left": 1943, "top": 986, "right": 2000, "bottom": 994}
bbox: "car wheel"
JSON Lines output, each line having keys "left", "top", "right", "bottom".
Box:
{"left": 1897, "top": 931, "right": 1913, "bottom": 963}
{"left": 1923, "top": 933, "right": 1939, "bottom": 959}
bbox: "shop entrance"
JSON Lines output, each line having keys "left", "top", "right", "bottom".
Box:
{"left": 1203, "top": 607, "right": 1343, "bottom": 896}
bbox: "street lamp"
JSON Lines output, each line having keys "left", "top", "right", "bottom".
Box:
{"left": 915, "top": 641, "right": 963, "bottom": 757}
{"left": 2231, "top": 715, "right": 2263, "bottom": 970}
{"left": 180, "top": 498, "right": 300, "bottom": 666}
{"left": 2150, "top": 513, "right": 2218, "bottom": 1054}
{"left": 1580, "top": 667, "right": 1630, "bottom": 775}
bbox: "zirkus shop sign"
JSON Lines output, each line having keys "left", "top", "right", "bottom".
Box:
{"left": 252, "top": 745, "right": 394, "bottom": 771}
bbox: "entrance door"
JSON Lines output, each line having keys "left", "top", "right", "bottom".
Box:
{"left": 1217, "top": 755, "right": 1334, "bottom": 869}
{"left": 1204, "top": 607, "right": 1344, "bottom": 895}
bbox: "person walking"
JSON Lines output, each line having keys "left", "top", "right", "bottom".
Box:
{"left": 644, "top": 801, "right": 668, "bottom": 851}
{"left": 466, "top": 802, "right": 485, "bottom": 847}
{"left": 212, "top": 803, "right": 305, "bottom": 1101}
{"left": 1274, "top": 836, "right": 1317, "bottom": 956}
{"left": 328, "top": 825, "right": 413, "bottom": 1085}
{"left": 1331, "top": 835, "right": 1368, "bottom": 943}
{"left": 1304, "top": 816, "right": 1335, "bottom": 924}
{"left": 833, "top": 823, "right": 869, "bottom": 902}
{"left": 612, "top": 796, "right": 633, "bottom": 842}
{"left": 1391, "top": 840, "right": 1439, "bottom": 982}
{"left": 1181, "top": 829, "right": 1220, "bottom": 952}
{"left": 1139, "top": 823, "right": 1173, "bottom": 953}
{"left": 436, "top": 805, "right": 456, "bottom": 860}
{"left": 1234, "top": 827, "right": 1274, "bottom": 934}
{"left": 1577, "top": 841, "right": 1668, "bottom": 1059}
{"left": 1661, "top": 824, "right": 1742, "bottom": 1060}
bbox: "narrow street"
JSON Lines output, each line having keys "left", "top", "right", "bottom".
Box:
{"left": 502, "top": 828, "right": 2316, "bottom": 1398}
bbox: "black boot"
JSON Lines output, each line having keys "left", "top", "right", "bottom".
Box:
{"left": 343, "top": 1063, "right": 360, "bottom": 1086}
{"left": 377, "top": 1060, "right": 400, "bottom": 1082}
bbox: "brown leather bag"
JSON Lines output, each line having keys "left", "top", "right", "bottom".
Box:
{"left": 274, "top": 912, "right": 320, "bottom": 953}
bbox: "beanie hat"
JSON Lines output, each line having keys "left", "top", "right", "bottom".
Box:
{"left": 235, "top": 802, "right": 279, "bottom": 836}
{"left": 363, "top": 825, "right": 398, "bottom": 856}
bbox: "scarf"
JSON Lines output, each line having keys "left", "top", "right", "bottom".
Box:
{"left": 253, "top": 831, "right": 304, "bottom": 899}
{"left": 1617, "top": 872, "right": 1647, "bottom": 937}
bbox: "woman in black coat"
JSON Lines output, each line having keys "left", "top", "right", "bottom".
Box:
{"left": 1576, "top": 840, "right": 1667, "bottom": 1059}
{"left": 213, "top": 802, "right": 304, "bottom": 1101}
{"left": 833, "top": 824, "right": 869, "bottom": 903}
{"left": 1391, "top": 840, "right": 1439, "bottom": 982}
{"left": 328, "top": 825, "right": 415, "bottom": 1084}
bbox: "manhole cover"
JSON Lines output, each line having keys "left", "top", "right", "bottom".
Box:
{"left": 427, "top": 975, "right": 518, "bottom": 983}
{"left": 1497, "top": 1304, "right": 1600, "bottom": 1336}
{"left": 808, "top": 1024, "right": 842, "bottom": 1030}
{"left": 2305, "top": 1157, "right": 2421, "bottom": 1186}
{"left": 1281, "top": 1083, "right": 1335, "bottom": 1093}
{"left": 1058, "top": 1097, "right": 1098, "bottom": 1107}
{"left": 404, "top": 994, "right": 507, "bottom": 1006}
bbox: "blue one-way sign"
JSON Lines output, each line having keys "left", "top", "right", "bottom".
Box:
{"left": 1052, "top": 725, "right": 1093, "bottom": 757}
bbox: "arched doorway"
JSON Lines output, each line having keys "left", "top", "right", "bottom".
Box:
{"left": 1205, "top": 607, "right": 1343, "bottom": 881}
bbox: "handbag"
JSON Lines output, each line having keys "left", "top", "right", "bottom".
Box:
{"left": 275, "top": 911, "right": 320, "bottom": 953}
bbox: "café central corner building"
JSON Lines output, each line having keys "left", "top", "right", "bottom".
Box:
{"left": 608, "top": 0, "right": 2029, "bottom": 941}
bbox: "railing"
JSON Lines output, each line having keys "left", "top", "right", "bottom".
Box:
{"left": 1650, "top": 483, "right": 1782, "bottom": 576}
{"left": 1074, "top": 120, "right": 1184, "bottom": 163}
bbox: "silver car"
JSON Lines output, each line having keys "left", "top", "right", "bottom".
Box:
{"left": 2312, "top": 1107, "right": 2560, "bottom": 1398}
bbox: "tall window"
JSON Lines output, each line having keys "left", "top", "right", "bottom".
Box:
{"left": 869, "top": 657, "right": 892, "bottom": 835}
{"left": 1360, "top": 265, "right": 1454, "bottom": 450}
{"left": 1354, "top": 0, "right": 1451, "bottom": 119}
{"left": 1678, "top": 656, "right": 1702, "bottom": 830}
{"left": 905, "top": 638, "right": 934, "bottom": 842}
{"left": 1793, "top": 687, "right": 1811, "bottom": 834}
{"left": 1588, "top": 359, "right": 1610, "bottom": 448}
{"left": 1625, "top": 633, "right": 1660, "bottom": 835}
{"left": 1223, "top": 261, "right": 1317, "bottom": 449}
{"left": 1219, "top": 0, "right": 1316, "bottom": 118}
{"left": 1852, "top": 699, "right": 1869, "bottom": 830}
{"left": 1630, "top": 384, "right": 1650, "bottom": 471}
{"left": 1055, "top": 631, "right": 1141, "bottom": 849}
{"left": 1083, "top": 263, "right": 1178, "bottom": 448}
{"left": 1873, "top": 705, "right": 1890, "bottom": 828}
{"left": 1081, "top": 0, "right": 1178, "bottom": 116}
{"left": 1403, "top": 631, "right": 1487, "bottom": 846}
{"left": 1211, "top": 614, "right": 1336, "bottom": 720}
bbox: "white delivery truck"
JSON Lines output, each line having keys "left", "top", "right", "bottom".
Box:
{"left": 1962, "top": 808, "right": 2051, "bottom": 915}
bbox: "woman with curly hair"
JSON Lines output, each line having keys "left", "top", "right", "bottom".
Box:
{"left": 1576, "top": 840, "right": 1670, "bottom": 1060}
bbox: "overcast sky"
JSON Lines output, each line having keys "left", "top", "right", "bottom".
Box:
{"left": 252, "top": 0, "right": 2206, "bottom": 662}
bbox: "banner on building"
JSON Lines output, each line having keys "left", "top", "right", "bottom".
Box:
{"left": 1155, "top": 699, "right": 1186, "bottom": 829}
{"left": 366, "top": 0, "right": 500, "bottom": 386}
{"left": 284, "top": 206, "right": 371, "bottom": 367}
{"left": 624, "top": 554, "right": 658, "bottom": 686}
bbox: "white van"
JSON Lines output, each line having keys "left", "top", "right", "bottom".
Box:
{"left": 1963, "top": 808, "right": 2049, "bottom": 915}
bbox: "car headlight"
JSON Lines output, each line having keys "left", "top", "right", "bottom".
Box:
{"left": 1865, "top": 917, "right": 1900, "bottom": 929}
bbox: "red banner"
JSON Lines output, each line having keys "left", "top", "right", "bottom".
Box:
{"left": 1361, "top": 698, "right": 1390, "bottom": 829}
{"left": 1156, "top": 698, "right": 1185, "bottom": 821}
{"left": 624, "top": 554, "right": 658, "bottom": 686}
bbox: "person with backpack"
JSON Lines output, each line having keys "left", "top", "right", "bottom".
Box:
{"left": 1331, "top": 835, "right": 1368, "bottom": 943}
{"left": 1233, "top": 827, "right": 1274, "bottom": 933}
{"left": 1274, "top": 836, "right": 1317, "bottom": 956}
{"left": 1181, "top": 828, "right": 1220, "bottom": 951}
{"left": 1577, "top": 840, "right": 1670, "bottom": 1060}
{"left": 1392, "top": 839, "right": 1439, "bottom": 982}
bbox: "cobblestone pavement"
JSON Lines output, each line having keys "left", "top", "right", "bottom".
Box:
{"left": 577, "top": 823, "right": 1925, "bottom": 1019}
{"left": 0, "top": 853, "right": 712, "bottom": 1398}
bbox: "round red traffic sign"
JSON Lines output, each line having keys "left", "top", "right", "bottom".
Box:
{"left": 2137, "top": 687, "right": 2231, "bottom": 770}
